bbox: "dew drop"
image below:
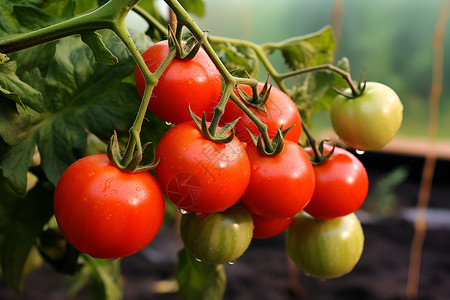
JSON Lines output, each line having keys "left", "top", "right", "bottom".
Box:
{"left": 165, "top": 121, "right": 172, "bottom": 126}
{"left": 355, "top": 149, "right": 365, "bottom": 155}
{"left": 179, "top": 209, "right": 189, "bottom": 215}
{"left": 195, "top": 257, "right": 202, "bottom": 262}
{"left": 228, "top": 260, "right": 236, "bottom": 265}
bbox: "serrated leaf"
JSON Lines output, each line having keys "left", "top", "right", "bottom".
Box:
{"left": 0, "top": 179, "right": 54, "bottom": 292}
{"left": 265, "top": 26, "right": 335, "bottom": 71}
{"left": 0, "top": 31, "right": 157, "bottom": 194}
{"left": 213, "top": 42, "right": 259, "bottom": 78}
{"left": 176, "top": 248, "right": 226, "bottom": 300}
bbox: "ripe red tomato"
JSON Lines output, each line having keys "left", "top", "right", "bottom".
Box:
{"left": 154, "top": 121, "right": 251, "bottom": 214}
{"left": 240, "top": 141, "right": 315, "bottom": 219}
{"left": 304, "top": 145, "right": 368, "bottom": 220}
{"left": 180, "top": 204, "right": 253, "bottom": 264}
{"left": 54, "top": 154, "right": 165, "bottom": 259}
{"left": 220, "top": 82, "right": 302, "bottom": 144}
{"left": 286, "top": 211, "right": 364, "bottom": 279}
{"left": 330, "top": 81, "right": 403, "bottom": 150}
{"left": 251, "top": 212, "right": 293, "bottom": 239}
{"left": 134, "top": 40, "right": 222, "bottom": 124}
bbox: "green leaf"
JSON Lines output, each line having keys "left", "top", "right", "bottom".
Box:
{"left": 81, "top": 31, "right": 118, "bottom": 65}
{"left": 213, "top": 42, "right": 259, "bottom": 79}
{"left": 0, "top": 60, "right": 45, "bottom": 113}
{"left": 0, "top": 178, "right": 54, "bottom": 292}
{"left": 265, "top": 26, "right": 335, "bottom": 71}
{"left": 176, "top": 248, "right": 226, "bottom": 300}
{"left": 0, "top": 31, "right": 156, "bottom": 194}
{"left": 82, "top": 255, "right": 123, "bottom": 300}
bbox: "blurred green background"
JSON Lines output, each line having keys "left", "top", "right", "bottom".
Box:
{"left": 189, "top": 0, "right": 449, "bottom": 139}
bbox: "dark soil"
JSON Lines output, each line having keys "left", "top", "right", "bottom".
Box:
{"left": 1, "top": 151, "right": 449, "bottom": 300}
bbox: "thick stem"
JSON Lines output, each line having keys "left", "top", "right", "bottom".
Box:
{"left": 0, "top": 0, "right": 140, "bottom": 54}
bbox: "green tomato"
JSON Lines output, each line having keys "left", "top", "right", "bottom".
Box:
{"left": 180, "top": 204, "right": 254, "bottom": 264}
{"left": 330, "top": 81, "right": 403, "bottom": 150}
{"left": 286, "top": 211, "right": 364, "bottom": 279}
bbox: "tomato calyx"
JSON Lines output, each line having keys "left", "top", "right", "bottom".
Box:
{"left": 333, "top": 69, "right": 367, "bottom": 99}
{"left": 236, "top": 77, "right": 272, "bottom": 113}
{"left": 247, "top": 127, "right": 286, "bottom": 156}
{"left": 189, "top": 105, "right": 239, "bottom": 143}
{"left": 301, "top": 120, "right": 334, "bottom": 165}
{"left": 107, "top": 131, "right": 159, "bottom": 172}
{"left": 168, "top": 24, "right": 207, "bottom": 61}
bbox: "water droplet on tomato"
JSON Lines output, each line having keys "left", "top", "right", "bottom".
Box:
{"left": 195, "top": 257, "right": 202, "bottom": 262}
{"left": 228, "top": 260, "right": 236, "bottom": 265}
{"left": 355, "top": 149, "right": 365, "bottom": 155}
{"left": 165, "top": 121, "right": 172, "bottom": 126}
{"left": 179, "top": 209, "right": 189, "bottom": 215}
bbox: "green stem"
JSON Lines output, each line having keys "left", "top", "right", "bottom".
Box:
{"left": 279, "top": 63, "right": 360, "bottom": 96}
{"left": 0, "top": 0, "right": 140, "bottom": 54}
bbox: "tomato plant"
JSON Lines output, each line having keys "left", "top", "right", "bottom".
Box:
{"left": 220, "top": 82, "right": 302, "bottom": 144}
{"left": 0, "top": 0, "right": 404, "bottom": 298}
{"left": 304, "top": 144, "right": 369, "bottom": 220}
{"left": 286, "top": 211, "right": 365, "bottom": 279}
{"left": 240, "top": 140, "right": 315, "bottom": 219}
{"left": 180, "top": 204, "right": 254, "bottom": 264}
{"left": 154, "top": 121, "right": 251, "bottom": 214}
{"left": 54, "top": 154, "right": 165, "bottom": 259}
{"left": 330, "top": 81, "right": 403, "bottom": 150}
{"left": 135, "top": 40, "right": 222, "bottom": 124}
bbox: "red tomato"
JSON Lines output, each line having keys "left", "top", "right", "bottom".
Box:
{"left": 240, "top": 141, "right": 315, "bottom": 219}
{"left": 304, "top": 145, "right": 368, "bottom": 220}
{"left": 154, "top": 121, "right": 251, "bottom": 214}
{"left": 251, "top": 212, "right": 293, "bottom": 239}
{"left": 220, "top": 82, "right": 302, "bottom": 144}
{"left": 54, "top": 154, "right": 165, "bottom": 259}
{"left": 134, "top": 40, "right": 222, "bottom": 124}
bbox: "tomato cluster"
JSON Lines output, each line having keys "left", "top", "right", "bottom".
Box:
{"left": 53, "top": 40, "right": 402, "bottom": 279}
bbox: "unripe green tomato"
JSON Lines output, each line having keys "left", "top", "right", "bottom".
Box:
{"left": 330, "top": 81, "right": 403, "bottom": 150}
{"left": 286, "top": 211, "right": 364, "bottom": 279}
{"left": 180, "top": 204, "right": 254, "bottom": 264}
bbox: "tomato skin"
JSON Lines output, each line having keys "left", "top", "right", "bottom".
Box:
{"left": 240, "top": 141, "right": 315, "bottom": 219}
{"left": 304, "top": 145, "right": 368, "bottom": 220}
{"left": 286, "top": 211, "right": 364, "bottom": 279}
{"left": 180, "top": 204, "right": 253, "bottom": 264}
{"left": 330, "top": 81, "right": 403, "bottom": 150}
{"left": 220, "top": 82, "right": 302, "bottom": 144}
{"left": 134, "top": 40, "right": 222, "bottom": 124}
{"left": 54, "top": 154, "right": 165, "bottom": 259}
{"left": 154, "top": 121, "right": 251, "bottom": 214}
{"left": 251, "top": 212, "right": 293, "bottom": 239}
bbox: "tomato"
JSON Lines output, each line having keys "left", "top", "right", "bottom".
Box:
{"left": 286, "top": 211, "right": 364, "bottom": 279}
{"left": 134, "top": 40, "right": 222, "bottom": 124}
{"left": 180, "top": 204, "right": 253, "bottom": 264}
{"left": 330, "top": 81, "right": 403, "bottom": 150}
{"left": 54, "top": 154, "right": 165, "bottom": 259}
{"left": 154, "top": 121, "right": 251, "bottom": 214}
{"left": 220, "top": 82, "right": 302, "bottom": 144}
{"left": 304, "top": 145, "right": 368, "bottom": 220}
{"left": 251, "top": 212, "right": 293, "bottom": 239}
{"left": 240, "top": 141, "right": 315, "bottom": 219}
